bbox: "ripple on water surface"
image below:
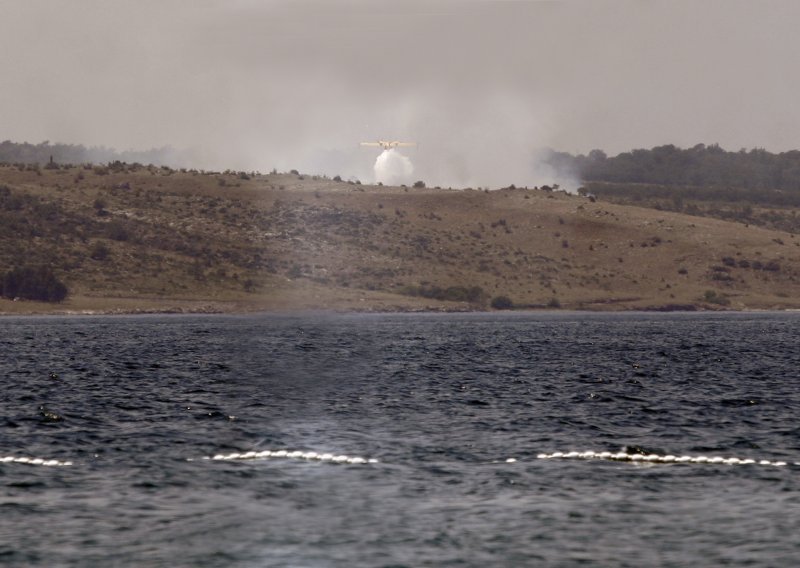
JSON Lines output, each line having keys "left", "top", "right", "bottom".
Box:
{"left": 1, "top": 312, "right": 800, "bottom": 566}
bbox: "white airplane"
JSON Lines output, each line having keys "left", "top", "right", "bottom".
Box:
{"left": 360, "top": 140, "right": 417, "bottom": 150}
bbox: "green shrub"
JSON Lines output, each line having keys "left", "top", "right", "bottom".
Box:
{"left": 90, "top": 242, "right": 110, "bottom": 261}
{"left": 0, "top": 186, "right": 27, "bottom": 211}
{"left": 490, "top": 295, "right": 513, "bottom": 309}
{"left": 703, "top": 290, "right": 730, "bottom": 305}
{"left": 105, "top": 221, "right": 130, "bottom": 241}
{"left": 1, "top": 266, "right": 68, "bottom": 302}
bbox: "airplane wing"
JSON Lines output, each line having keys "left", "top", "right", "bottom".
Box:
{"left": 360, "top": 141, "right": 417, "bottom": 149}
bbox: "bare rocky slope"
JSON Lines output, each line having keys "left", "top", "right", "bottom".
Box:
{"left": 1, "top": 162, "right": 799, "bottom": 314}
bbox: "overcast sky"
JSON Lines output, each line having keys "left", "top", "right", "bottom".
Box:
{"left": 2, "top": 0, "right": 800, "bottom": 187}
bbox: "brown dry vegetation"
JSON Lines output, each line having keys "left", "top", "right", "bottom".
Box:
{"left": 2, "top": 162, "right": 800, "bottom": 314}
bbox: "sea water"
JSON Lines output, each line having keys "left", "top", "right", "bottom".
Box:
{"left": 1, "top": 312, "right": 799, "bottom": 566}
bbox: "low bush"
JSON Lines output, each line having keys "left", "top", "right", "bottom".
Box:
{"left": 490, "top": 295, "right": 513, "bottom": 309}
{"left": 1, "top": 266, "right": 68, "bottom": 302}
{"left": 703, "top": 290, "right": 730, "bottom": 306}
{"left": 90, "top": 242, "right": 110, "bottom": 261}
{"left": 401, "top": 285, "right": 486, "bottom": 304}
{"left": 105, "top": 221, "right": 130, "bottom": 242}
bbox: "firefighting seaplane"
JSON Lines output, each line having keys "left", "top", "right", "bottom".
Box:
{"left": 359, "top": 140, "right": 417, "bottom": 150}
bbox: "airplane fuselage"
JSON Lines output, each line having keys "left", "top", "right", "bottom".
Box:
{"left": 360, "top": 141, "right": 416, "bottom": 150}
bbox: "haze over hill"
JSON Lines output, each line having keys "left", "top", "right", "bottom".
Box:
{"left": 3, "top": 1, "right": 800, "bottom": 188}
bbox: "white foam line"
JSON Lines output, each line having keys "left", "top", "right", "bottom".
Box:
{"left": 200, "top": 449, "right": 378, "bottom": 465}
{"left": 0, "top": 455, "right": 72, "bottom": 467}
{"left": 535, "top": 451, "right": 793, "bottom": 468}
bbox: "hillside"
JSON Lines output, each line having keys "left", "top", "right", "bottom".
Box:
{"left": 546, "top": 143, "right": 800, "bottom": 233}
{"left": 2, "top": 162, "right": 800, "bottom": 314}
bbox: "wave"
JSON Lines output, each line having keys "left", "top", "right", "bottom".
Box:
{"left": 536, "top": 450, "right": 795, "bottom": 467}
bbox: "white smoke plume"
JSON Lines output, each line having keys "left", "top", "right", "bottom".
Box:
{"left": 373, "top": 149, "right": 414, "bottom": 186}
{"left": 355, "top": 90, "right": 583, "bottom": 192}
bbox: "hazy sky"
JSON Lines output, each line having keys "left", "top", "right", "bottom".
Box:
{"left": 2, "top": 0, "right": 800, "bottom": 187}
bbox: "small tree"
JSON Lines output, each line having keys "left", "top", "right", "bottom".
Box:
{"left": 413, "top": 180, "right": 426, "bottom": 188}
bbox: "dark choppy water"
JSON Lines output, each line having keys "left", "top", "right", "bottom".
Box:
{"left": 2, "top": 312, "right": 800, "bottom": 566}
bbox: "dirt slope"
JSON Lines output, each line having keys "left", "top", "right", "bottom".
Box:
{"left": 1, "top": 163, "right": 799, "bottom": 314}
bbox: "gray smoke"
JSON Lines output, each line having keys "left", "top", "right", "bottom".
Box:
{"left": 2, "top": 1, "right": 799, "bottom": 189}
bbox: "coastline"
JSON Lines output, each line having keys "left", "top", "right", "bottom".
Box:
{"left": 2, "top": 295, "right": 795, "bottom": 317}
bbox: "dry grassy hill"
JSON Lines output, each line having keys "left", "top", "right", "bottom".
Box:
{"left": 1, "top": 162, "right": 800, "bottom": 314}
